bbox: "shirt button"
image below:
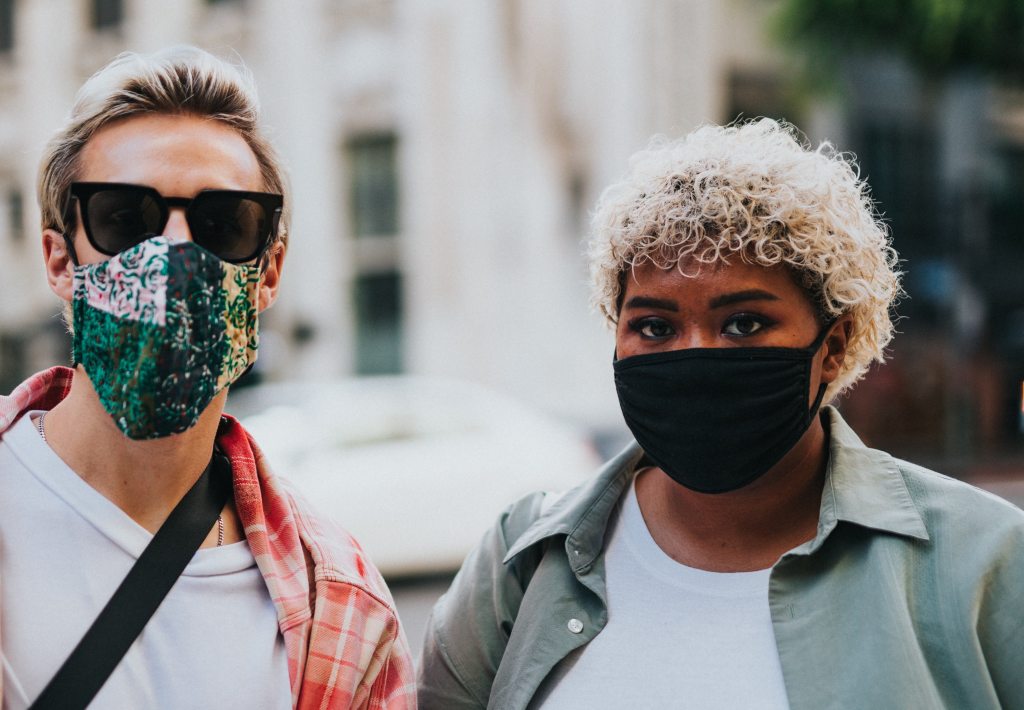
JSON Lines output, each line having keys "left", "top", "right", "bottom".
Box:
{"left": 567, "top": 618, "right": 584, "bottom": 634}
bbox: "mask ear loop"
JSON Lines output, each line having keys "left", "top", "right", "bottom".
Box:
{"left": 804, "top": 317, "right": 839, "bottom": 426}
{"left": 58, "top": 197, "right": 84, "bottom": 367}
{"left": 806, "top": 382, "right": 829, "bottom": 427}
{"left": 67, "top": 235, "right": 80, "bottom": 368}
{"left": 237, "top": 241, "right": 275, "bottom": 387}
{"left": 59, "top": 191, "right": 84, "bottom": 370}
{"left": 807, "top": 317, "right": 837, "bottom": 353}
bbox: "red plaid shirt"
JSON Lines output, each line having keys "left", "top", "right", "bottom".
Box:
{"left": 0, "top": 367, "right": 417, "bottom": 709}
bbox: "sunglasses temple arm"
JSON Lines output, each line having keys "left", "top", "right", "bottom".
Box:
{"left": 59, "top": 194, "right": 81, "bottom": 266}
{"left": 257, "top": 208, "right": 283, "bottom": 270}
{"left": 62, "top": 233, "right": 80, "bottom": 267}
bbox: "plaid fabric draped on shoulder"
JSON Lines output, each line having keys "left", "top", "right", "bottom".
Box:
{"left": 0, "top": 367, "right": 417, "bottom": 709}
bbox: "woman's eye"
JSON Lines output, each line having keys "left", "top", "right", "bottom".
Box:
{"left": 634, "top": 318, "right": 675, "bottom": 339}
{"left": 723, "top": 315, "right": 767, "bottom": 336}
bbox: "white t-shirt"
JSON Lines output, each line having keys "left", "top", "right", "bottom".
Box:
{"left": 0, "top": 412, "right": 292, "bottom": 710}
{"left": 532, "top": 475, "right": 791, "bottom": 710}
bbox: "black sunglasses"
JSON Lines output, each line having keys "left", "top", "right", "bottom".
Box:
{"left": 65, "top": 182, "right": 283, "bottom": 264}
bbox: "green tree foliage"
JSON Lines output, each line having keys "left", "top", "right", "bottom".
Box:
{"left": 777, "top": 0, "right": 1024, "bottom": 84}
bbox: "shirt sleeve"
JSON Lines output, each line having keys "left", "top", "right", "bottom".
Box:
{"left": 297, "top": 579, "right": 418, "bottom": 710}
{"left": 976, "top": 518, "right": 1024, "bottom": 707}
{"left": 366, "top": 623, "right": 418, "bottom": 710}
{"left": 417, "top": 493, "right": 547, "bottom": 710}
{"left": 417, "top": 608, "right": 488, "bottom": 710}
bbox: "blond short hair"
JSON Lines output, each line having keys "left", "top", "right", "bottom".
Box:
{"left": 38, "top": 45, "right": 290, "bottom": 246}
{"left": 588, "top": 118, "right": 902, "bottom": 400}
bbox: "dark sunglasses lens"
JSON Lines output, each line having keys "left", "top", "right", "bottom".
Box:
{"left": 86, "top": 188, "right": 164, "bottom": 253}
{"left": 190, "top": 194, "right": 268, "bottom": 262}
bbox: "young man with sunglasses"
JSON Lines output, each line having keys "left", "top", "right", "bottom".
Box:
{"left": 0, "top": 47, "right": 415, "bottom": 709}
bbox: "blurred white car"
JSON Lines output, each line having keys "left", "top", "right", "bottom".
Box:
{"left": 226, "top": 376, "right": 600, "bottom": 577}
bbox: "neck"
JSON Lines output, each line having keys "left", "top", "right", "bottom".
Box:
{"left": 42, "top": 366, "right": 226, "bottom": 533}
{"left": 635, "top": 416, "right": 829, "bottom": 572}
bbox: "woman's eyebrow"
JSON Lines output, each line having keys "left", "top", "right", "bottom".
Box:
{"left": 708, "top": 289, "right": 780, "bottom": 309}
{"left": 623, "top": 296, "right": 679, "bottom": 311}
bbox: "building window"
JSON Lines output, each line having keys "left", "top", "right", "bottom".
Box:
{"left": 990, "top": 143, "right": 1024, "bottom": 262}
{"left": 6, "top": 187, "right": 22, "bottom": 243}
{"left": 856, "top": 119, "right": 939, "bottom": 258}
{"left": 91, "top": 0, "right": 123, "bottom": 30}
{"left": 0, "top": 0, "right": 15, "bottom": 53}
{"left": 727, "top": 70, "right": 795, "bottom": 125}
{"left": 0, "top": 331, "right": 27, "bottom": 394}
{"left": 353, "top": 270, "right": 403, "bottom": 375}
{"left": 348, "top": 134, "right": 399, "bottom": 238}
{"left": 346, "top": 131, "right": 403, "bottom": 374}
{"left": 565, "top": 170, "right": 587, "bottom": 237}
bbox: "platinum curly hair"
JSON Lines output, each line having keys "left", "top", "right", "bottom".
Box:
{"left": 588, "top": 118, "right": 902, "bottom": 400}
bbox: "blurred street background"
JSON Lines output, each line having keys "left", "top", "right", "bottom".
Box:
{"left": 1, "top": 0, "right": 1023, "bottom": 654}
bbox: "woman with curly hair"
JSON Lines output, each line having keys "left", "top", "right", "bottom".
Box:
{"left": 418, "top": 119, "right": 1024, "bottom": 710}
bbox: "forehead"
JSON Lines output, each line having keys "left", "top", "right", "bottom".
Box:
{"left": 624, "top": 257, "right": 813, "bottom": 306}
{"left": 78, "top": 113, "right": 263, "bottom": 194}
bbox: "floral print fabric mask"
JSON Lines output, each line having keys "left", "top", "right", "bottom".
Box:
{"left": 72, "top": 236, "right": 261, "bottom": 440}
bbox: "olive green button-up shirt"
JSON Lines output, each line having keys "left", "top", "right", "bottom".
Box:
{"left": 418, "top": 408, "right": 1024, "bottom": 709}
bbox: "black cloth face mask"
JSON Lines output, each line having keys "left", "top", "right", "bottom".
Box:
{"left": 613, "top": 325, "right": 833, "bottom": 494}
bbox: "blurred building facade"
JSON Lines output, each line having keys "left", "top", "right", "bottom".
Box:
{"left": 0, "top": 0, "right": 790, "bottom": 429}
{"left": 0, "top": 0, "right": 1021, "bottom": 470}
{"left": 827, "top": 56, "right": 1024, "bottom": 474}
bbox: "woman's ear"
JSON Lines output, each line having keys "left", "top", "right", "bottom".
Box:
{"left": 257, "top": 241, "right": 287, "bottom": 312}
{"left": 43, "top": 229, "right": 75, "bottom": 302}
{"left": 820, "top": 314, "right": 854, "bottom": 385}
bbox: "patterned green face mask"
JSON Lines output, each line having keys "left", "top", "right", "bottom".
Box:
{"left": 72, "top": 236, "right": 261, "bottom": 440}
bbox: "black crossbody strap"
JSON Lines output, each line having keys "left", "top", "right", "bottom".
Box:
{"left": 30, "top": 451, "right": 232, "bottom": 710}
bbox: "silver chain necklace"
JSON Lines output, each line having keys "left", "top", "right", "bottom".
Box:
{"left": 37, "top": 412, "right": 224, "bottom": 546}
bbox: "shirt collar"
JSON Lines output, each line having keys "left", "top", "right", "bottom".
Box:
{"left": 503, "top": 442, "right": 642, "bottom": 568}
{"left": 504, "top": 405, "right": 928, "bottom": 567}
{"left": 0, "top": 366, "right": 75, "bottom": 434}
{"left": 818, "top": 406, "right": 929, "bottom": 541}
